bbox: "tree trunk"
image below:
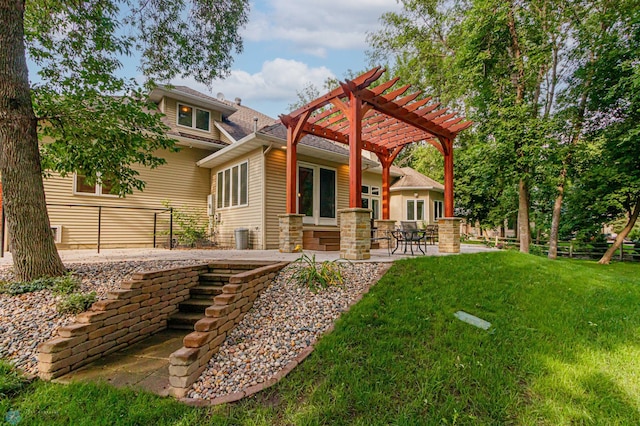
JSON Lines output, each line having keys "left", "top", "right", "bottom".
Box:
{"left": 548, "top": 168, "right": 567, "bottom": 259}
{"left": 518, "top": 179, "right": 531, "bottom": 253}
{"left": 599, "top": 197, "right": 640, "bottom": 264}
{"left": 0, "top": 0, "right": 66, "bottom": 280}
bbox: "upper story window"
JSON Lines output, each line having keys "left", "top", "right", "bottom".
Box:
{"left": 74, "top": 173, "right": 116, "bottom": 197}
{"left": 177, "top": 103, "right": 210, "bottom": 131}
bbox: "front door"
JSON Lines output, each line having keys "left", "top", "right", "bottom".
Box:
{"left": 298, "top": 164, "right": 337, "bottom": 225}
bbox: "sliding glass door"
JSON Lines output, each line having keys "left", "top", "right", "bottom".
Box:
{"left": 298, "top": 163, "right": 337, "bottom": 225}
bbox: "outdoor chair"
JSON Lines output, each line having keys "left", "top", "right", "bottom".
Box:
{"left": 392, "top": 222, "right": 428, "bottom": 255}
{"left": 425, "top": 224, "right": 439, "bottom": 245}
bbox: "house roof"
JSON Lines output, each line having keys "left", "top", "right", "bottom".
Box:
{"left": 390, "top": 167, "right": 444, "bottom": 192}
{"left": 149, "top": 85, "right": 238, "bottom": 117}
{"left": 217, "top": 101, "right": 278, "bottom": 141}
{"left": 259, "top": 123, "right": 356, "bottom": 157}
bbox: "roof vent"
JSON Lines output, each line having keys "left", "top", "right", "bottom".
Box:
{"left": 216, "top": 92, "right": 225, "bottom": 101}
{"left": 253, "top": 117, "right": 259, "bottom": 132}
{"left": 234, "top": 97, "right": 242, "bottom": 105}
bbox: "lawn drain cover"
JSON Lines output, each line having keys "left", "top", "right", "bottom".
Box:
{"left": 454, "top": 311, "right": 491, "bottom": 330}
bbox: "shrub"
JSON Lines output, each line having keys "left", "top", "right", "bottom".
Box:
{"left": 291, "top": 253, "right": 345, "bottom": 292}
{"left": 0, "top": 273, "right": 80, "bottom": 296}
{"left": 162, "top": 200, "right": 208, "bottom": 247}
{"left": 56, "top": 292, "right": 97, "bottom": 314}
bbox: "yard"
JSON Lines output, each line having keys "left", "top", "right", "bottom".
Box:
{"left": 2, "top": 251, "right": 640, "bottom": 425}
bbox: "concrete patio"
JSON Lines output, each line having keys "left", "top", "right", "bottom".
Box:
{"left": 0, "top": 244, "right": 495, "bottom": 267}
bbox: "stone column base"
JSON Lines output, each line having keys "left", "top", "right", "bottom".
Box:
{"left": 279, "top": 214, "right": 304, "bottom": 253}
{"left": 374, "top": 219, "right": 396, "bottom": 249}
{"left": 438, "top": 217, "right": 461, "bottom": 253}
{"left": 339, "top": 208, "right": 371, "bottom": 260}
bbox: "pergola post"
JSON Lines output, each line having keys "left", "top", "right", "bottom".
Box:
{"left": 381, "top": 162, "right": 391, "bottom": 220}
{"left": 443, "top": 138, "right": 454, "bottom": 217}
{"left": 285, "top": 125, "right": 298, "bottom": 214}
{"left": 347, "top": 92, "right": 363, "bottom": 208}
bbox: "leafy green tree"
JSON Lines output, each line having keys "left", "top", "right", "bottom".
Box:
{"left": 0, "top": 0, "right": 248, "bottom": 280}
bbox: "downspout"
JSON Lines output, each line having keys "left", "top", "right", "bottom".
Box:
{"left": 261, "top": 142, "right": 272, "bottom": 250}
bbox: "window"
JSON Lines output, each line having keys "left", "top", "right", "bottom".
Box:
{"left": 406, "top": 199, "right": 425, "bottom": 221}
{"left": 434, "top": 200, "right": 444, "bottom": 220}
{"left": 74, "top": 173, "right": 115, "bottom": 196}
{"left": 177, "top": 103, "right": 210, "bottom": 131}
{"left": 298, "top": 164, "right": 337, "bottom": 225}
{"left": 361, "top": 185, "right": 381, "bottom": 220}
{"left": 216, "top": 161, "right": 248, "bottom": 208}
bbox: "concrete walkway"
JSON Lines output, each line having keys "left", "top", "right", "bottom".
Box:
{"left": 0, "top": 244, "right": 495, "bottom": 267}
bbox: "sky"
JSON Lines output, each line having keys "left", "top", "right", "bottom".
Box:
{"left": 168, "top": 0, "right": 403, "bottom": 118}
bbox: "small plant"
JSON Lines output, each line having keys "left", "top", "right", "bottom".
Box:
{"left": 291, "top": 253, "right": 346, "bottom": 292}
{"left": 56, "top": 292, "right": 97, "bottom": 314}
{"left": 162, "top": 200, "right": 208, "bottom": 247}
{"left": 0, "top": 273, "right": 80, "bottom": 296}
{"left": 51, "top": 273, "right": 81, "bottom": 295}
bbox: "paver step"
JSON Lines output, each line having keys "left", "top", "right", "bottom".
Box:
{"left": 190, "top": 285, "right": 224, "bottom": 297}
{"left": 178, "top": 299, "right": 215, "bottom": 313}
{"left": 167, "top": 312, "right": 203, "bottom": 330}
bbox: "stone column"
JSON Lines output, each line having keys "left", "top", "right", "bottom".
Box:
{"left": 339, "top": 208, "right": 371, "bottom": 260}
{"left": 278, "top": 214, "right": 304, "bottom": 253}
{"left": 374, "top": 219, "right": 396, "bottom": 249}
{"left": 438, "top": 217, "right": 461, "bottom": 253}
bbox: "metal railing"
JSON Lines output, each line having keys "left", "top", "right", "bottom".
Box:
{"left": 1, "top": 203, "right": 174, "bottom": 257}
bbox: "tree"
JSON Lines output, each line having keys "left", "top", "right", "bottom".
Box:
{"left": 371, "top": 0, "right": 564, "bottom": 253}
{"left": 0, "top": 0, "right": 248, "bottom": 280}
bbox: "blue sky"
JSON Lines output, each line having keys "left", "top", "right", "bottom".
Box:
{"left": 168, "top": 0, "right": 403, "bottom": 118}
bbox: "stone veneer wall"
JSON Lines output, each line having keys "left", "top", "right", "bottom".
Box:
{"left": 168, "top": 261, "right": 288, "bottom": 398}
{"left": 37, "top": 264, "right": 209, "bottom": 380}
{"left": 438, "top": 218, "right": 461, "bottom": 253}
{"left": 339, "top": 208, "right": 371, "bottom": 260}
{"left": 278, "top": 214, "right": 303, "bottom": 253}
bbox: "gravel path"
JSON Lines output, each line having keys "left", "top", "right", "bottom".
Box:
{"left": 0, "top": 260, "right": 205, "bottom": 374}
{"left": 188, "top": 262, "right": 386, "bottom": 399}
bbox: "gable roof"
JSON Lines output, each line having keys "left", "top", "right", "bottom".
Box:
{"left": 390, "top": 167, "right": 444, "bottom": 192}
{"left": 259, "top": 123, "right": 354, "bottom": 156}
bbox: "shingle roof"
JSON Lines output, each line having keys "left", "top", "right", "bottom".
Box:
{"left": 259, "top": 122, "right": 351, "bottom": 155}
{"left": 171, "top": 86, "right": 236, "bottom": 112}
{"left": 217, "top": 102, "right": 278, "bottom": 141}
{"left": 391, "top": 167, "right": 444, "bottom": 190}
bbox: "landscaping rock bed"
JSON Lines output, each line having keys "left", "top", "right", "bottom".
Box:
{"left": 188, "top": 262, "right": 386, "bottom": 400}
{"left": 0, "top": 260, "right": 204, "bottom": 374}
{"left": 0, "top": 259, "right": 387, "bottom": 401}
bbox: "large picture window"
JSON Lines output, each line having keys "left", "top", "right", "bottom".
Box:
{"left": 74, "top": 173, "right": 115, "bottom": 197}
{"left": 216, "top": 161, "right": 248, "bottom": 209}
{"left": 406, "top": 199, "right": 425, "bottom": 221}
{"left": 297, "top": 163, "right": 337, "bottom": 225}
{"left": 177, "top": 103, "right": 210, "bottom": 131}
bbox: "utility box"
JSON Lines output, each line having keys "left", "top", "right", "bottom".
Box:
{"left": 234, "top": 228, "right": 249, "bottom": 250}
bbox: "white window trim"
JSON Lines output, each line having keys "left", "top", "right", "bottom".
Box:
{"left": 216, "top": 160, "right": 249, "bottom": 210}
{"left": 406, "top": 199, "right": 425, "bottom": 221}
{"left": 73, "top": 173, "right": 118, "bottom": 197}
{"left": 297, "top": 162, "right": 338, "bottom": 226}
{"left": 361, "top": 184, "right": 381, "bottom": 220}
{"left": 176, "top": 102, "right": 211, "bottom": 133}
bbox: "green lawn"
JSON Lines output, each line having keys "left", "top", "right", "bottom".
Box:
{"left": 2, "top": 252, "right": 640, "bottom": 425}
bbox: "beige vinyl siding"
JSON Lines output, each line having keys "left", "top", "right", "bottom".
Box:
{"left": 263, "top": 150, "right": 353, "bottom": 249}
{"left": 389, "top": 189, "right": 444, "bottom": 225}
{"left": 163, "top": 98, "right": 222, "bottom": 141}
{"left": 44, "top": 147, "right": 212, "bottom": 249}
{"left": 211, "top": 148, "right": 264, "bottom": 249}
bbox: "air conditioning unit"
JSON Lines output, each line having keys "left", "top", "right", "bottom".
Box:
{"left": 50, "top": 225, "right": 62, "bottom": 243}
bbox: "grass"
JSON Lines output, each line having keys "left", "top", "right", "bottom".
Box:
{"left": 2, "top": 252, "right": 640, "bottom": 425}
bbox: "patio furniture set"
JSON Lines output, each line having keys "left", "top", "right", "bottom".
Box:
{"left": 371, "top": 221, "right": 439, "bottom": 256}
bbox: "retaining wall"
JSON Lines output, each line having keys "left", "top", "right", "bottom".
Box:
{"left": 37, "top": 263, "right": 209, "bottom": 379}
{"left": 168, "top": 261, "right": 288, "bottom": 398}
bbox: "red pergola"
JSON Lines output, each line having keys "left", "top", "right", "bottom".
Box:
{"left": 279, "top": 67, "right": 472, "bottom": 220}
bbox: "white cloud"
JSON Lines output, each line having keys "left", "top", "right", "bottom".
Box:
{"left": 244, "top": 0, "right": 402, "bottom": 56}
{"left": 170, "top": 58, "right": 335, "bottom": 106}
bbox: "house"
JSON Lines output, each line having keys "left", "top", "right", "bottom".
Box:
{"left": 23, "top": 86, "right": 446, "bottom": 251}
